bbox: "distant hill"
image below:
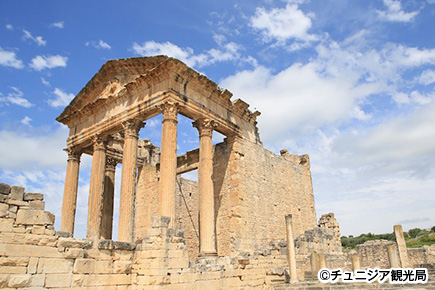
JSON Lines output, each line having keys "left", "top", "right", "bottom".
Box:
{"left": 341, "top": 226, "right": 435, "bottom": 250}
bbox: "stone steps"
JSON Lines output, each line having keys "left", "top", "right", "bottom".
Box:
{"left": 273, "top": 281, "right": 435, "bottom": 290}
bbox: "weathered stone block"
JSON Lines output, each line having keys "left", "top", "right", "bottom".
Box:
{"left": 0, "top": 274, "right": 9, "bottom": 288}
{"left": 10, "top": 186, "right": 24, "bottom": 200}
{"left": 0, "top": 244, "right": 62, "bottom": 258}
{"left": 151, "top": 216, "right": 170, "bottom": 228}
{"left": 27, "top": 257, "right": 38, "bottom": 274}
{"left": 73, "top": 258, "right": 95, "bottom": 274}
{"left": 0, "top": 266, "right": 27, "bottom": 274}
{"left": 7, "top": 274, "right": 31, "bottom": 287}
{"left": 56, "top": 230, "right": 73, "bottom": 238}
{"left": 0, "top": 183, "right": 10, "bottom": 195}
{"left": 0, "top": 257, "right": 29, "bottom": 266}
{"left": 45, "top": 273, "right": 72, "bottom": 288}
{"left": 57, "top": 237, "right": 92, "bottom": 249}
{"left": 29, "top": 200, "right": 45, "bottom": 210}
{"left": 23, "top": 193, "right": 44, "bottom": 201}
{"left": 0, "top": 219, "right": 14, "bottom": 232}
{"left": 15, "top": 209, "right": 55, "bottom": 226}
{"left": 0, "top": 203, "right": 8, "bottom": 217}
{"left": 29, "top": 273, "right": 44, "bottom": 287}
{"left": 38, "top": 258, "right": 72, "bottom": 273}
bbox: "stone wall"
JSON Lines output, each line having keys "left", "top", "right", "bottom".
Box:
{"left": 135, "top": 137, "right": 318, "bottom": 258}
{"left": 0, "top": 182, "right": 301, "bottom": 289}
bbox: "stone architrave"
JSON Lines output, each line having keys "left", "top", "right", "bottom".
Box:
{"left": 118, "top": 120, "right": 144, "bottom": 242}
{"left": 393, "top": 225, "right": 410, "bottom": 267}
{"left": 193, "top": 118, "right": 218, "bottom": 256}
{"left": 351, "top": 254, "right": 361, "bottom": 271}
{"left": 101, "top": 157, "right": 117, "bottom": 240}
{"left": 87, "top": 136, "right": 107, "bottom": 240}
{"left": 158, "top": 102, "right": 179, "bottom": 227}
{"left": 387, "top": 244, "right": 400, "bottom": 268}
{"left": 285, "top": 214, "right": 299, "bottom": 283}
{"left": 60, "top": 147, "right": 81, "bottom": 234}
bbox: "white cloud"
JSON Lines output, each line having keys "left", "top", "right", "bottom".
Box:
{"left": 23, "top": 29, "right": 47, "bottom": 46}
{"left": 48, "top": 88, "right": 75, "bottom": 107}
{"left": 85, "top": 40, "right": 111, "bottom": 50}
{"left": 132, "top": 40, "right": 249, "bottom": 68}
{"left": 250, "top": 4, "right": 317, "bottom": 45}
{"left": 41, "top": 77, "right": 50, "bottom": 87}
{"left": 0, "top": 126, "right": 68, "bottom": 170}
{"left": 377, "top": 0, "right": 419, "bottom": 22}
{"left": 6, "top": 24, "right": 13, "bottom": 30}
{"left": 30, "top": 55, "right": 68, "bottom": 71}
{"left": 0, "top": 87, "right": 33, "bottom": 108}
{"left": 419, "top": 69, "right": 435, "bottom": 85}
{"left": 50, "top": 21, "right": 64, "bottom": 29}
{"left": 20, "top": 116, "right": 32, "bottom": 126}
{"left": 0, "top": 47, "right": 24, "bottom": 69}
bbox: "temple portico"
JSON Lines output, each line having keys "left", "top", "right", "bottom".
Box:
{"left": 57, "top": 56, "right": 262, "bottom": 255}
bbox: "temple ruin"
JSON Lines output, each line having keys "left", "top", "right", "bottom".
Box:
{"left": 0, "top": 56, "right": 433, "bottom": 289}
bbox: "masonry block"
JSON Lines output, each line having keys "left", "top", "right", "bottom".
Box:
{"left": 10, "top": 186, "right": 24, "bottom": 200}
{"left": 15, "top": 209, "right": 55, "bottom": 226}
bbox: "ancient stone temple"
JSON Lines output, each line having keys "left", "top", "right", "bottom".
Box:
{"left": 0, "top": 56, "right": 433, "bottom": 289}
{"left": 55, "top": 55, "right": 317, "bottom": 256}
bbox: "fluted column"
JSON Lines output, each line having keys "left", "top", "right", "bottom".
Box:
{"left": 118, "top": 119, "right": 144, "bottom": 242}
{"left": 87, "top": 136, "right": 107, "bottom": 240}
{"left": 60, "top": 147, "right": 81, "bottom": 235}
{"left": 158, "top": 102, "right": 179, "bottom": 228}
{"left": 193, "top": 118, "right": 217, "bottom": 256}
{"left": 101, "top": 158, "right": 117, "bottom": 240}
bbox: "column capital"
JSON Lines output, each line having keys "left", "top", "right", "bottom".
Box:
{"left": 106, "top": 157, "right": 117, "bottom": 172}
{"left": 122, "top": 119, "right": 145, "bottom": 139}
{"left": 160, "top": 101, "right": 179, "bottom": 123}
{"left": 65, "top": 146, "right": 82, "bottom": 162}
{"left": 193, "top": 118, "right": 217, "bottom": 138}
{"left": 93, "top": 135, "right": 108, "bottom": 152}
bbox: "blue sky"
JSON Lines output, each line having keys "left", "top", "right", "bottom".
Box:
{"left": 1, "top": 0, "right": 434, "bottom": 238}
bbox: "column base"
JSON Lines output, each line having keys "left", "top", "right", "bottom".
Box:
{"left": 198, "top": 251, "right": 218, "bottom": 258}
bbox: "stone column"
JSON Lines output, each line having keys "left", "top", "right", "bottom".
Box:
{"left": 118, "top": 120, "right": 144, "bottom": 242}
{"left": 158, "top": 102, "right": 178, "bottom": 227}
{"left": 310, "top": 251, "right": 320, "bottom": 275}
{"left": 387, "top": 244, "right": 400, "bottom": 268}
{"left": 193, "top": 118, "right": 217, "bottom": 256}
{"left": 285, "top": 214, "right": 299, "bottom": 283}
{"left": 87, "top": 136, "right": 107, "bottom": 240}
{"left": 394, "top": 225, "right": 410, "bottom": 267}
{"left": 351, "top": 254, "right": 361, "bottom": 271}
{"left": 60, "top": 147, "right": 81, "bottom": 235}
{"left": 101, "top": 158, "right": 117, "bottom": 240}
{"left": 319, "top": 254, "right": 327, "bottom": 269}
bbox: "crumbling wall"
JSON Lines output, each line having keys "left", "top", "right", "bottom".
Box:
{"left": 357, "top": 240, "right": 396, "bottom": 268}
{"left": 0, "top": 182, "right": 300, "bottom": 289}
{"left": 215, "top": 138, "right": 317, "bottom": 256}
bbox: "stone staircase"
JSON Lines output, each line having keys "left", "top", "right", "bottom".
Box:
{"left": 273, "top": 265, "right": 435, "bottom": 290}
{"left": 273, "top": 281, "right": 435, "bottom": 289}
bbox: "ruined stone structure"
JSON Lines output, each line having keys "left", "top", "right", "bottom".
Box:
{"left": 0, "top": 56, "right": 434, "bottom": 289}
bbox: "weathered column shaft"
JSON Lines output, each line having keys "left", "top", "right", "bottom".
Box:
{"left": 158, "top": 102, "right": 178, "bottom": 227}
{"left": 60, "top": 147, "right": 81, "bottom": 234}
{"left": 319, "top": 254, "right": 327, "bottom": 269}
{"left": 87, "top": 137, "right": 107, "bottom": 240}
{"left": 387, "top": 244, "right": 401, "bottom": 268}
{"left": 118, "top": 120, "right": 144, "bottom": 242}
{"left": 194, "top": 118, "right": 217, "bottom": 256}
{"left": 394, "top": 224, "right": 410, "bottom": 267}
{"left": 101, "top": 158, "right": 116, "bottom": 240}
{"left": 351, "top": 254, "right": 361, "bottom": 271}
{"left": 285, "top": 214, "right": 299, "bottom": 283}
{"left": 310, "top": 251, "right": 320, "bottom": 274}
